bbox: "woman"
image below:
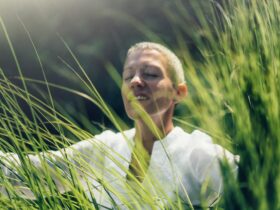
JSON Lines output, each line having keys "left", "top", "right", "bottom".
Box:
{"left": 0, "top": 42, "right": 238, "bottom": 209}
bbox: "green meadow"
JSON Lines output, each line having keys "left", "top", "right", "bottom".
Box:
{"left": 0, "top": 0, "right": 279, "bottom": 209}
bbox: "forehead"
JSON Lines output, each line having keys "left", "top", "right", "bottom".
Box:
{"left": 123, "top": 48, "right": 168, "bottom": 71}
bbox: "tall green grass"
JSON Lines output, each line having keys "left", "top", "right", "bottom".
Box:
{"left": 0, "top": 0, "right": 279, "bottom": 209}
{"left": 170, "top": 0, "right": 280, "bottom": 209}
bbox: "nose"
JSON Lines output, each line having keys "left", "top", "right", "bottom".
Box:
{"left": 129, "top": 74, "right": 144, "bottom": 88}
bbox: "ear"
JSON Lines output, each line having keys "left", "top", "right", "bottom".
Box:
{"left": 174, "top": 83, "right": 188, "bottom": 103}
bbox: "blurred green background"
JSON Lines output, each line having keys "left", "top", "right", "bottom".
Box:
{"left": 0, "top": 0, "right": 203, "bottom": 131}
{"left": 1, "top": 1, "right": 279, "bottom": 209}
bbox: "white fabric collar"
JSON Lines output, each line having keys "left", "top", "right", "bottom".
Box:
{"left": 123, "top": 126, "right": 185, "bottom": 160}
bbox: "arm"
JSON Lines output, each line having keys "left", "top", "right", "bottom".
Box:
{"left": 189, "top": 143, "right": 239, "bottom": 207}
{"left": 0, "top": 131, "right": 113, "bottom": 200}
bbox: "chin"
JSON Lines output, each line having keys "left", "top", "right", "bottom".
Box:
{"left": 126, "top": 109, "right": 159, "bottom": 122}
{"left": 126, "top": 110, "right": 143, "bottom": 120}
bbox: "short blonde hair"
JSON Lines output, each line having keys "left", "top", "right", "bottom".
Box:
{"left": 125, "top": 42, "right": 185, "bottom": 86}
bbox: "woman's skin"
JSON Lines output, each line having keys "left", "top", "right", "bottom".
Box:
{"left": 121, "top": 48, "right": 187, "bottom": 181}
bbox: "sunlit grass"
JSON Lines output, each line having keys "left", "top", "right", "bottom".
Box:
{"left": 0, "top": 0, "right": 279, "bottom": 209}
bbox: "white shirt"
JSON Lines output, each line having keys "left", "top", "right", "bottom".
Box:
{"left": 0, "top": 127, "right": 238, "bottom": 209}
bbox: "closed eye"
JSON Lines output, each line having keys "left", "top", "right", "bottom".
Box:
{"left": 124, "top": 75, "right": 133, "bottom": 81}
{"left": 143, "top": 73, "right": 159, "bottom": 79}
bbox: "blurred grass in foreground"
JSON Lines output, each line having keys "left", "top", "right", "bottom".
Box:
{"left": 0, "top": 0, "right": 279, "bottom": 209}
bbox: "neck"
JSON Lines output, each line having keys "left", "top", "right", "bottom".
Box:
{"left": 134, "top": 106, "right": 174, "bottom": 154}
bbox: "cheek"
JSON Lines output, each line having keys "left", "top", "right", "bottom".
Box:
{"left": 121, "top": 84, "right": 129, "bottom": 102}
{"left": 151, "top": 83, "right": 175, "bottom": 100}
{"left": 121, "top": 85, "right": 133, "bottom": 115}
{"left": 121, "top": 88, "right": 128, "bottom": 107}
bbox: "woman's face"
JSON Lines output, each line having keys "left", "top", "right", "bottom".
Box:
{"left": 121, "top": 48, "right": 177, "bottom": 120}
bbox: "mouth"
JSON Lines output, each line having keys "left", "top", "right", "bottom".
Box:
{"left": 135, "top": 95, "right": 149, "bottom": 101}
{"left": 127, "top": 92, "right": 150, "bottom": 102}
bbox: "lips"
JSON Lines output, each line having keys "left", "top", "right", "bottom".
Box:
{"left": 128, "top": 92, "right": 150, "bottom": 102}
{"left": 135, "top": 95, "right": 148, "bottom": 101}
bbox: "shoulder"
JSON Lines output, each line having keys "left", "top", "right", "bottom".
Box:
{"left": 174, "top": 127, "right": 236, "bottom": 160}
{"left": 165, "top": 128, "right": 215, "bottom": 166}
{"left": 189, "top": 129, "right": 212, "bottom": 144}
{"left": 169, "top": 127, "right": 212, "bottom": 145}
{"left": 68, "top": 128, "right": 135, "bottom": 152}
{"left": 173, "top": 128, "right": 238, "bottom": 203}
{"left": 93, "top": 128, "right": 135, "bottom": 146}
{"left": 167, "top": 127, "right": 212, "bottom": 152}
{"left": 186, "top": 130, "right": 238, "bottom": 186}
{"left": 188, "top": 130, "right": 238, "bottom": 164}
{"left": 186, "top": 129, "right": 237, "bottom": 167}
{"left": 171, "top": 127, "right": 238, "bottom": 175}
